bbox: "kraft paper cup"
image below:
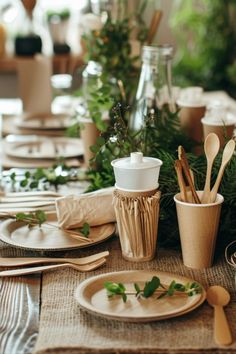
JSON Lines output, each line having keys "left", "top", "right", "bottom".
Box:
{"left": 177, "top": 104, "right": 206, "bottom": 155}
{"left": 174, "top": 191, "right": 224, "bottom": 269}
{"left": 201, "top": 119, "right": 235, "bottom": 148}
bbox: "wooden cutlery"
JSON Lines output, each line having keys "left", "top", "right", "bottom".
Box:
{"left": 178, "top": 146, "right": 200, "bottom": 203}
{"left": 175, "top": 134, "right": 235, "bottom": 204}
{"left": 0, "top": 191, "right": 61, "bottom": 214}
{"left": 0, "top": 251, "right": 109, "bottom": 267}
{"left": 175, "top": 146, "right": 200, "bottom": 203}
{"left": 209, "top": 139, "right": 235, "bottom": 203}
{"left": 0, "top": 258, "right": 107, "bottom": 277}
{"left": 201, "top": 133, "right": 220, "bottom": 203}
{"left": 206, "top": 285, "right": 232, "bottom": 346}
{"left": 0, "top": 251, "right": 109, "bottom": 277}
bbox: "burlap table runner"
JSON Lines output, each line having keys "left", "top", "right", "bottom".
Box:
{"left": 34, "top": 236, "right": 236, "bottom": 354}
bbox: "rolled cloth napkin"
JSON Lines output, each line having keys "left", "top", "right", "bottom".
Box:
{"left": 56, "top": 187, "right": 116, "bottom": 229}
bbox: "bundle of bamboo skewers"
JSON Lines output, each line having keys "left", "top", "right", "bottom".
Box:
{"left": 174, "top": 146, "right": 201, "bottom": 204}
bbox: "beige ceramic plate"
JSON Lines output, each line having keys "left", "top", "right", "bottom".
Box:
{"left": 15, "top": 113, "right": 72, "bottom": 130}
{"left": 75, "top": 270, "right": 206, "bottom": 322}
{"left": 0, "top": 218, "right": 115, "bottom": 251}
{"left": 5, "top": 138, "right": 84, "bottom": 159}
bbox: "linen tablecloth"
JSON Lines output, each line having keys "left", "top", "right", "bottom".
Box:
{"left": 33, "top": 236, "right": 236, "bottom": 354}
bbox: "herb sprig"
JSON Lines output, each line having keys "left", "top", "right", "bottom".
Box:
{"left": 104, "top": 276, "right": 202, "bottom": 303}
{"left": 73, "top": 222, "right": 90, "bottom": 238}
{"left": 15, "top": 210, "right": 47, "bottom": 228}
{"left": 3, "top": 211, "right": 91, "bottom": 242}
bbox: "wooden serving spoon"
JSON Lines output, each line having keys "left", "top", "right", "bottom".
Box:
{"left": 206, "top": 285, "right": 232, "bottom": 346}
{"left": 210, "top": 139, "right": 235, "bottom": 203}
{"left": 201, "top": 133, "right": 220, "bottom": 204}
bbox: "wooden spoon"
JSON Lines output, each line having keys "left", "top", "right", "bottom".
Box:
{"left": 206, "top": 285, "right": 232, "bottom": 346}
{"left": 201, "top": 133, "right": 220, "bottom": 204}
{"left": 210, "top": 139, "right": 235, "bottom": 203}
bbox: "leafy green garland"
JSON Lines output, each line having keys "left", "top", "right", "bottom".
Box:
{"left": 3, "top": 162, "right": 86, "bottom": 192}
{"left": 82, "top": 1, "right": 149, "bottom": 102}
{"left": 87, "top": 103, "right": 236, "bottom": 249}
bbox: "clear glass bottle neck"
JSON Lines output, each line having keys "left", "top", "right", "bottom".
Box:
{"left": 130, "top": 46, "right": 175, "bottom": 131}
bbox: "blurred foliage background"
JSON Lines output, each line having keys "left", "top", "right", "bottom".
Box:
{"left": 170, "top": 0, "right": 236, "bottom": 96}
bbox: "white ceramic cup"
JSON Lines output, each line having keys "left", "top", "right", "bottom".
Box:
{"left": 111, "top": 152, "right": 163, "bottom": 191}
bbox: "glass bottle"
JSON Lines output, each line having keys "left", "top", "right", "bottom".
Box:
{"left": 130, "top": 44, "right": 174, "bottom": 131}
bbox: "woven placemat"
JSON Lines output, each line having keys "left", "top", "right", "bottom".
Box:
{"left": 34, "top": 237, "right": 236, "bottom": 354}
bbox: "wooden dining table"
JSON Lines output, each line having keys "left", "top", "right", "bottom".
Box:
{"left": 0, "top": 228, "right": 236, "bottom": 354}
{"left": 0, "top": 93, "right": 236, "bottom": 354}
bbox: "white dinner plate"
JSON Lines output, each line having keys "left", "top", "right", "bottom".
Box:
{"left": 14, "top": 113, "right": 72, "bottom": 130}
{"left": 0, "top": 218, "right": 116, "bottom": 251}
{"left": 4, "top": 138, "right": 84, "bottom": 160}
{"left": 75, "top": 270, "right": 206, "bottom": 322}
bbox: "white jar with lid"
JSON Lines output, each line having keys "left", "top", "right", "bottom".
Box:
{"left": 111, "top": 152, "right": 163, "bottom": 191}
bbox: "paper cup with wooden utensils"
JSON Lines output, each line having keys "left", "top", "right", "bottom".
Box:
{"left": 111, "top": 152, "right": 162, "bottom": 262}
{"left": 201, "top": 101, "right": 236, "bottom": 148}
{"left": 174, "top": 191, "right": 224, "bottom": 269}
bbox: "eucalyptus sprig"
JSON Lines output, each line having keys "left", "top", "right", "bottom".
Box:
{"left": 104, "top": 276, "right": 202, "bottom": 303}
{"left": 11, "top": 211, "right": 91, "bottom": 240}
{"left": 15, "top": 210, "right": 47, "bottom": 228}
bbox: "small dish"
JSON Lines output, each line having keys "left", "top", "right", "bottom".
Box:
{"left": 14, "top": 113, "right": 72, "bottom": 130}
{"left": 0, "top": 217, "right": 116, "bottom": 251}
{"left": 5, "top": 138, "right": 84, "bottom": 160}
{"left": 75, "top": 270, "right": 206, "bottom": 322}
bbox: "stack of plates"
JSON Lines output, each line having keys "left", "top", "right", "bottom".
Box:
{"left": 2, "top": 136, "right": 83, "bottom": 168}
{"left": 3, "top": 112, "right": 73, "bottom": 137}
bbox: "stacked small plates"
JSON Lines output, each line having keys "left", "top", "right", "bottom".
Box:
{"left": 2, "top": 136, "right": 83, "bottom": 169}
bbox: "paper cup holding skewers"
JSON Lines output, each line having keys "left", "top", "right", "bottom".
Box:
{"left": 111, "top": 152, "right": 162, "bottom": 262}
{"left": 113, "top": 189, "right": 161, "bottom": 261}
{"left": 174, "top": 191, "right": 224, "bottom": 269}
